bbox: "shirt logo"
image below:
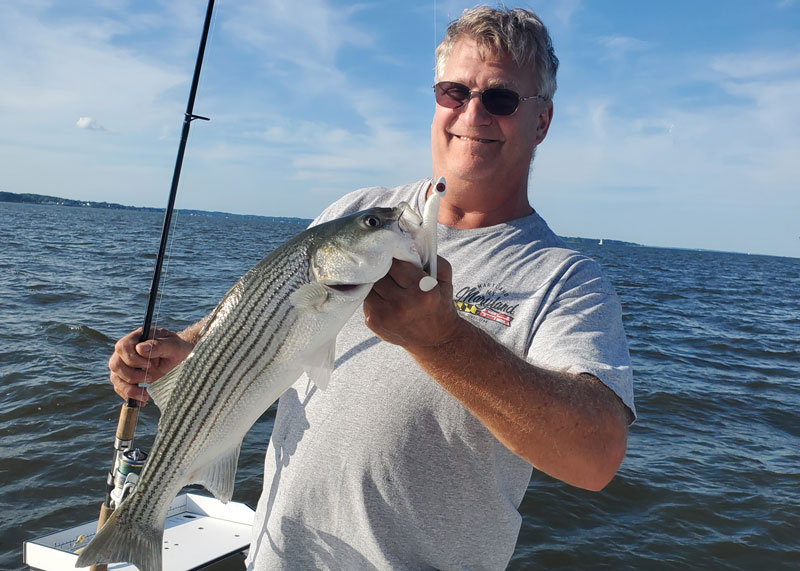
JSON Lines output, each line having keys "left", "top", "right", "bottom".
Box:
{"left": 454, "top": 283, "right": 518, "bottom": 327}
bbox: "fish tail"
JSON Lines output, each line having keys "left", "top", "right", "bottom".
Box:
{"left": 75, "top": 503, "right": 162, "bottom": 571}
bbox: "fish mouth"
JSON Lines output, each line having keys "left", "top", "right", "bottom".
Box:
{"left": 319, "top": 280, "right": 373, "bottom": 295}
{"left": 325, "top": 283, "right": 363, "bottom": 292}
{"left": 395, "top": 201, "right": 428, "bottom": 267}
{"left": 397, "top": 202, "right": 423, "bottom": 233}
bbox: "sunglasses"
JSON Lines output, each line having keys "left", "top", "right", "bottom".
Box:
{"left": 433, "top": 81, "right": 545, "bottom": 116}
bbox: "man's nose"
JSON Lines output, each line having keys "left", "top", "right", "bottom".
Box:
{"left": 460, "top": 94, "right": 493, "bottom": 124}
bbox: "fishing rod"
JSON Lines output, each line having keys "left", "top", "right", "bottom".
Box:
{"left": 90, "top": 0, "right": 215, "bottom": 566}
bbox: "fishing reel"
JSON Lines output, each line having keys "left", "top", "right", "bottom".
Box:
{"left": 109, "top": 447, "right": 147, "bottom": 508}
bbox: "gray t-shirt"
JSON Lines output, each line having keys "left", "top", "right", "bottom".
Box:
{"left": 247, "top": 179, "right": 635, "bottom": 571}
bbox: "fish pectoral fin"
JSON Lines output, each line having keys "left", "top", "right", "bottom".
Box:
{"left": 188, "top": 443, "right": 241, "bottom": 504}
{"left": 289, "top": 282, "right": 329, "bottom": 310}
{"left": 147, "top": 361, "right": 184, "bottom": 412}
{"left": 303, "top": 339, "right": 336, "bottom": 390}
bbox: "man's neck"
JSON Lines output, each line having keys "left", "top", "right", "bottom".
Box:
{"left": 427, "top": 179, "right": 533, "bottom": 229}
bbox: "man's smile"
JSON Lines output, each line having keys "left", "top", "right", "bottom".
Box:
{"left": 451, "top": 133, "right": 500, "bottom": 144}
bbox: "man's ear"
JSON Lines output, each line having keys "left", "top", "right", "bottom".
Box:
{"left": 535, "top": 100, "right": 554, "bottom": 145}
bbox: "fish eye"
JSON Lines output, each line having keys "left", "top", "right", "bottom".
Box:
{"left": 363, "top": 215, "right": 381, "bottom": 228}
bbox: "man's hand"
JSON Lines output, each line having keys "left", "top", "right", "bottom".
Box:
{"left": 363, "top": 257, "right": 463, "bottom": 350}
{"left": 108, "top": 327, "right": 195, "bottom": 405}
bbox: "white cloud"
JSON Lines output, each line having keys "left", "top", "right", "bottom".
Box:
{"left": 223, "top": 0, "right": 373, "bottom": 73}
{"left": 710, "top": 51, "right": 800, "bottom": 79}
{"left": 596, "top": 35, "right": 655, "bottom": 60}
{"left": 76, "top": 117, "right": 106, "bottom": 131}
{"left": 550, "top": 0, "right": 582, "bottom": 27}
{"left": 707, "top": 51, "right": 800, "bottom": 145}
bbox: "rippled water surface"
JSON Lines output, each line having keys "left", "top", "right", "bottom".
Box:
{"left": 2, "top": 202, "right": 798, "bottom": 569}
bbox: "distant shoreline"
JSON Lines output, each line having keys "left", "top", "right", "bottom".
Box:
{"left": 0, "top": 190, "right": 161, "bottom": 212}
{"left": 0, "top": 190, "right": 312, "bottom": 223}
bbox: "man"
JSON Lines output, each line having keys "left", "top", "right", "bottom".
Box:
{"left": 110, "top": 7, "right": 635, "bottom": 570}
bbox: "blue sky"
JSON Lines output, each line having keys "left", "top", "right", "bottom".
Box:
{"left": 1, "top": 1, "right": 798, "bottom": 258}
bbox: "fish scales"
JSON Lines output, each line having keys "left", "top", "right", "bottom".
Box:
{"left": 76, "top": 203, "right": 428, "bottom": 571}
{"left": 88, "top": 242, "right": 297, "bottom": 530}
{"left": 106, "top": 245, "right": 311, "bottom": 532}
{"left": 179, "top": 243, "right": 308, "bottom": 403}
{"left": 131, "top": 245, "right": 311, "bottom": 514}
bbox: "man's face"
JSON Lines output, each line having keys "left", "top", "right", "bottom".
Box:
{"left": 431, "top": 38, "right": 552, "bottom": 192}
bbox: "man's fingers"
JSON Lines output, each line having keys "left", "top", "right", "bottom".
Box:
{"left": 371, "top": 260, "right": 425, "bottom": 299}
{"left": 136, "top": 331, "right": 192, "bottom": 365}
{"left": 434, "top": 256, "right": 452, "bottom": 283}
{"left": 114, "top": 329, "right": 151, "bottom": 369}
{"left": 110, "top": 372, "right": 149, "bottom": 405}
{"left": 108, "top": 327, "right": 190, "bottom": 404}
{"left": 388, "top": 259, "right": 426, "bottom": 288}
{"left": 136, "top": 335, "right": 170, "bottom": 359}
{"left": 371, "top": 257, "right": 453, "bottom": 301}
{"left": 109, "top": 353, "right": 151, "bottom": 385}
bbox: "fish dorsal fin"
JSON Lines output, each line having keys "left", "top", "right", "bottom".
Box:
{"left": 147, "top": 360, "right": 185, "bottom": 411}
{"left": 289, "top": 282, "right": 329, "bottom": 310}
{"left": 303, "top": 338, "right": 336, "bottom": 390}
{"left": 187, "top": 443, "right": 241, "bottom": 504}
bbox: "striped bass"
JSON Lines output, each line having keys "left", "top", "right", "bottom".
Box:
{"left": 76, "top": 202, "right": 429, "bottom": 571}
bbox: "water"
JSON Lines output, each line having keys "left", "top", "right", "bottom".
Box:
{"left": 2, "top": 202, "right": 798, "bottom": 569}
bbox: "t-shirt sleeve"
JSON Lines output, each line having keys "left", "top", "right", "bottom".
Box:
{"left": 526, "top": 256, "right": 636, "bottom": 421}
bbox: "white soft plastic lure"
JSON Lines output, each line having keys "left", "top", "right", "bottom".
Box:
{"left": 419, "top": 176, "right": 446, "bottom": 292}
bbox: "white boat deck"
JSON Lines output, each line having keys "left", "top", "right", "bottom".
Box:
{"left": 23, "top": 493, "right": 254, "bottom": 571}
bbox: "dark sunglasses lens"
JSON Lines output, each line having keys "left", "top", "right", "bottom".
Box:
{"left": 435, "top": 82, "right": 470, "bottom": 108}
{"left": 482, "top": 88, "right": 519, "bottom": 116}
